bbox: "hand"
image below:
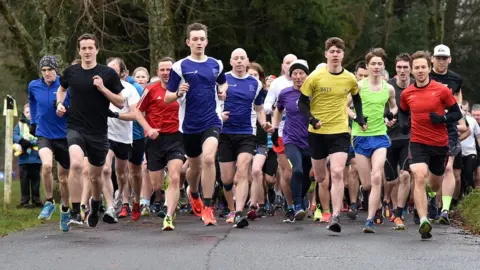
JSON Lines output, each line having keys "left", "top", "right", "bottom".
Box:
{"left": 29, "top": 124, "right": 37, "bottom": 136}
{"left": 56, "top": 103, "right": 66, "bottom": 117}
{"left": 93, "top": 75, "right": 105, "bottom": 90}
{"left": 385, "top": 117, "right": 396, "bottom": 128}
{"left": 218, "top": 90, "right": 227, "bottom": 101}
{"left": 177, "top": 83, "right": 189, "bottom": 97}
{"left": 221, "top": 111, "right": 230, "bottom": 122}
{"left": 430, "top": 112, "right": 446, "bottom": 124}
{"left": 309, "top": 118, "right": 322, "bottom": 129}
{"left": 354, "top": 116, "right": 368, "bottom": 131}
{"left": 271, "top": 128, "right": 279, "bottom": 147}
{"left": 384, "top": 111, "right": 394, "bottom": 121}
{"left": 108, "top": 109, "right": 119, "bottom": 118}
{"left": 262, "top": 122, "right": 275, "bottom": 133}
{"left": 146, "top": 128, "right": 160, "bottom": 140}
{"left": 19, "top": 138, "right": 32, "bottom": 150}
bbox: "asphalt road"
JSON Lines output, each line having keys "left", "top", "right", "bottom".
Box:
{"left": 1, "top": 211, "right": 479, "bottom": 270}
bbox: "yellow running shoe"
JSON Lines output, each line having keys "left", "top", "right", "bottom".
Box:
{"left": 162, "top": 215, "right": 175, "bottom": 231}
{"left": 141, "top": 205, "right": 151, "bottom": 216}
{"left": 313, "top": 205, "right": 322, "bottom": 222}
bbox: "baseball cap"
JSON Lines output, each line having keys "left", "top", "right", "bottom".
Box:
{"left": 433, "top": 44, "right": 451, "bottom": 57}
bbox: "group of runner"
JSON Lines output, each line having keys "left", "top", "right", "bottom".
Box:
{"left": 27, "top": 22, "right": 479, "bottom": 239}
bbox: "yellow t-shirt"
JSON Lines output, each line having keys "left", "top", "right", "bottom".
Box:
{"left": 300, "top": 68, "right": 358, "bottom": 134}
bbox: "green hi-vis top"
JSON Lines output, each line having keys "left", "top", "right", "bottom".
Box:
{"left": 352, "top": 79, "right": 390, "bottom": 136}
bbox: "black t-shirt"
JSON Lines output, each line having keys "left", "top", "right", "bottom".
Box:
{"left": 60, "top": 64, "right": 123, "bottom": 135}
{"left": 255, "top": 89, "right": 268, "bottom": 145}
{"left": 386, "top": 78, "right": 412, "bottom": 140}
{"left": 430, "top": 70, "right": 462, "bottom": 142}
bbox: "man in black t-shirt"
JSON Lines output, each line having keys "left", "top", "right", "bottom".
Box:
{"left": 56, "top": 33, "right": 124, "bottom": 229}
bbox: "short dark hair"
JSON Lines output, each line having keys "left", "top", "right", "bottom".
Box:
{"left": 158, "top": 57, "right": 175, "bottom": 64}
{"left": 395, "top": 53, "right": 411, "bottom": 66}
{"left": 325, "top": 37, "right": 345, "bottom": 51}
{"left": 411, "top": 50, "right": 431, "bottom": 65}
{"left": 77, "top": 33, "right": 99, "bottom": 49}
{"left": 365, "top": 48, "right": 387, "bottom": 64}
{"left": 355, "top": 61, "right": 366, "bottom": 73}
{"left": 186, "top": 23, "right": 208, "bottom": 39}
{"left": 106, "top": 57, "right": 127, "bottom": 74}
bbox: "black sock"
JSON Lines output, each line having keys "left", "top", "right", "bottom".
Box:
{"left": 191, "top": 191, "right": 200, "bottom": 199}
{"left": 259, "top": 204, "right": 265, "bottom": 209}
{"left": 123, "top": 203, "right": 129, "bottom": 206}
{"left": 203, "top": 198, "right": 212, "bottom": 207}
{"left": 61, "top": 205, "right": 69, "bottom": 212}
{"left": 395, "top": 207, "right": 404, "bottom": 218}
{"left": 46, "top": 198, "right": 54, "bottom": 203}
{"left": 72, "top": 203, "right": 81, "bottom": 214}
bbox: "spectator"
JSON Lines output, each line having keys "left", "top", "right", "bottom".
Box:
{"left": 13, "top": 103, "right": 42, "bottom": 208}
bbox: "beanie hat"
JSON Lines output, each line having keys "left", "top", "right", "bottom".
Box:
{"left": 39, "top": 55, "right": 59, "bottom": 71}
{"left": 289, "top": 59, "right": 309, "bottom": 76}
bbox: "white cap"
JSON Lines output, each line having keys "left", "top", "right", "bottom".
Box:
{"left": 316, "top": 63, "right": 327, "bottom": 70}
{"left": 433, "top": 44, "right": 451, "bottom": 57}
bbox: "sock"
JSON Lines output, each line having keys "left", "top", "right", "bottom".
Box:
{"left": 420, "top": 216, "right": 429, "bottom": 224}
{"left": 275, "top": 190, "right": 282, "bottom": 196}
{"left": 442, "top": 195, "right": 452, "bottom": 211}
{"left": 425, "top": 184, "right": 436, "bottom": 198}
{"left": 46, "top": 198, "right": 54, "bottom": 203}
{"left": 203, "top": 198, "right": 212, "bottom": 207}
{"left": 324, "top": 208, "right": 330, "bottom": 213}
{"left": 191, "top": 191, "right": 200, "bottom": 199}
{"left": 123, "top": 203, "right": 129, "bottom": 206}
{"left": 61, "top": 205, "right": 69, "bottom": 212}
{"left": 395, "top": 207, "right": 404, "bottom": 218}
{"left": 72, "top": 203, "right": 81, "bottom": 214}
{"left": 288, "top": 204, "right": 294, "bottom": 210}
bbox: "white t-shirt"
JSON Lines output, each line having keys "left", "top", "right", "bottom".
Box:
{"left": 107, "top": 80, "right": 140, "bottom": 144}
{"left": 263, "top": 75, "right": 293, "bottom": 137}
{"left": 461, "top": 115, "right": 480, "bottom": 156}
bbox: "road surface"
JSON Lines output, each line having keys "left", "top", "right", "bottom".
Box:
{"left": 1, "top": 211, "right": 479, "bottom": 270}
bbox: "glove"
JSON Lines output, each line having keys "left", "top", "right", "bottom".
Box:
{"left": 29, "top": 124, "right": 37, "bottom": 136}
{"left": 53, "top": 99, "right": 57, "bottom": 109}
{"left": 309, "top": 118, "right": 320, "bottom": 129}
{"left": 384, "top": 111, "right": 394, "bottom": 121}
{"left": 108, "top": 109, "right": 120, "bottom": 118}
{"left": 430, "top": 112, "right": 446, "bottom": 124}
{"left": 19, "top": 138, "right": 32, "bottom": 150}
{"left": 354, "top": 116, "right": 368, "bottom": 126}
{"left": 271, "top": 128, "right": 279, "bottom": 147}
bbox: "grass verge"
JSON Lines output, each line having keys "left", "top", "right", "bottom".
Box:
{"left": 0, "top": 181, "right": 58, "bottom": 237}
{"left": 456, "top": 190, "right": 480, "bottom": 234}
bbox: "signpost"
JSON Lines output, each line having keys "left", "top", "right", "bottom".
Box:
{"left": 3, "top": 95, "right": 17, "bottom": 209}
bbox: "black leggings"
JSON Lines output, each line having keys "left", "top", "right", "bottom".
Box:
{"left": 461, "top": 154, "right": 477, "bottom": 195}
{"left": 284, "top": 144, "right": 312, "bottom": 207}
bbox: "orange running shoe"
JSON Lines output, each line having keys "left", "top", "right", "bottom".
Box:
{"left": 118, "top": 204, "right": 129, "bottom": 218}
{"left": 226, "top": 211, "right": 235, "bottom": 224}
{"left": 320, "top": 212, "right": 332, "bottom": 223}
{"left": 393, "top": 217, "right": 406, "bottom": 230}
{"left": 131, "top": 201, "right": 141, "bottom": 221}
{"left": 187, "top": 186, "right": 203, "bottom": 217}
{"left": 202, "top": 206, "right": 217, "bottom": 226}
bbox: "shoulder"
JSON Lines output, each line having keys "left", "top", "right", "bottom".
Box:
{"left": 339, "top": 69, "right": 356, "bottom": 82}
{"left": 28, "top": 78, "right": 42, "bottom": 89}
{"left": 447, "top": 70, "right": 462, "bottom": 82}
{"left": 145, "top": 81, "right": 162, "bottom": 92}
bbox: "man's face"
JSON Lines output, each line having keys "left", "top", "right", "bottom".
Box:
{"left": 24, "top": 107, "right": 30, "bottom": 121}
{"left": 107, "top": 60, "right": 121, "bottom": 77}
{"left": 367, "top": 56, "right": 384, "bottom": 77}
{"left": 78, "top": 39, "right": 98, "bottom": 64}
{"left": 186, "top": 30, "right": 208, "bottom": 55}
{"left": 325, "top": 46, "right": 344, "bottom": 66}
{"left": 432, "top": 56, "right": 450, "bottom": 73}
{"left": 412, "top": 58, "right": 431, "bottom": 84}
{"left": 282, "top": 55, "right": 297, "bottom": 76}
{"left": 396, "top": 60, "right": 411, "bottom": 82}
{"left": 472, "top": 110, "right": 480, "bottom": 124}
{"left": 41, "top": 66, "right": 57, "bottom": 84}
{"left": 157, "top": 61, "right": 172, "bottom": 85}
{"left": 291, "top": 69, "right": 307, "bottom": 89}
{"left": 355, "top": 68, "right": 368, "bottom": 81}
{"left": 230, "top": 49, "right": 249, "bottom": 74}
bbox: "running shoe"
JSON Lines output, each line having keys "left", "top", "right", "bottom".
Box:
{"left": 226, "top": 211, "right": 235, "bottom": 223}
{"left": 202, "top": 206, "right": 217, "bottom": 226}
{"left": 103, "top": 207, "right": 119, "bottom": 224}
{"left": 113, "top": 190, "right": 123, "bottom": 216}
{"left": 179, "top": 189, "right": 188, "bottom": 208}
{"left": 294, "top": 204, "right": 306, "bottom": 221}
{"left": 157, "top": 205, "right": 167, "bottom": 218}
{"left": 68, "top": 211, "right": 83, "bottom": 226}
{"left": 327, "top": 215, "right": 341, "bottom": 233}
{"left": 153, "top": 202, "right": 162, "bottom": 214}
{"left": 38, "top": 201, "right": 55, "bottom": 220}
{"left": 374, "top": 208, "right": 384, "bottom": 224}
{"left": 233, "top": 211, "right": 249, "bottom": 228}
{"left": 118, "top": 204, "right": 129, "bottom": 218}
{"left": 86, "top": 198, "right": 102, "bottom": 228}
{"left": 438, "top": 210, "right": 450, "bottom": 225}
{"left": 274, "top": 194, "right": 285, "bottom": 209}
{"left": 393, "top": 217, "right": 406, "bottom": 230}
{"left": 141, "top": 204, "right": 151, "bottom": 216}
{"left": 389, "top": 210, "right": 396, "bottom": 222}
{"left": 347, "top": 203, "right": 358, "bottom": 220}
{"left": 320, "top": 212, "right": 332, "bottom": 223}
{"left": 313, "top": 204, "right": 322, "bottom": 222}
{"left": 363, "top": 219, "right": 375, "bottom": 233}
{"left": 427, "top": 196, "right": 439, "bottom": 221}
{"left": 265, "top": 202, "right": 276, "bottom": 216}
{"left": 162, "top": 215, "right": 175, "bottom": 231}
{"left": 257, "top": 206, "right": 267, "bottom": 218}
{"left": 131, "top": 201, "right": 141, "bottom": 221}
{"left": 419, "top": 218, "right": 433, "bottom": 239}
{"left": 247, "top": 206, "right": 258, "bottom": 220}
{"left": 59, "top": 208, "right": 71, "bottom": 232}
{"left": 383, "top": 200, "right": 392, "bottom": 218}
{"left": 283, "top": 209, "right": 295, "bottom": 223}
{"left": 187, "top": 186, "right": 204, "bottom": 217}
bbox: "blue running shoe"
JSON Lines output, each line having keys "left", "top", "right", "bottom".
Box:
{"left": 294, "top": 204, "right": 306, "bottom": 221}
{"left": 60, "top": 208, "right": 71, "bottom": 232}
{"left": 363, "top": 219, "right": 376, "bottom": 233}
{"left": 38, "top": 201, "right": 55, "bottom": 220}
{"left": 438, "top": 210, "right": 450, "bottom": 225}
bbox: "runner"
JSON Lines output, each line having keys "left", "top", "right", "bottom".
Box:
{"left": 28, "top": 56, "right": 71, "bottom": 231}
{"left": 460, "top": 109, "right": 479, "bottom": 196}
{"left": 430, "top": 44, "right": 467, "bottom": 224}
{"left": 56, "top": 33, "right": 125, "bottom": 228}
{"left": 219, "top": 48, "right": 270, "bottom": 228}
{"left": 299, "top": 37, "right": 366, "bottom": 233}
{"left": 399, "top": 50, "right": 462, "bottom": 239}
{"left": 354, "top": 61, "right": 368, "bottom": 81}
{"left": 132, "top": 67, "right": 150, "bottom": 88}
{"left": 136, "top": 57, "right": 185, "bottom": 230}
{"left": 384, "top": 53, "right": 413, "bottom": 230}
{"left": 164, "top": 22, "right": 227, "bottom": 226}
{"left": 348, "top": 48, "right": 397, "bottom": 233}
{"left": 471, "top": 104, "right": 480, "bottom": 188}
{"left": 100, "top": 57, "right": 141, "bottom": 223}
{"left": 272, "top": 59, "right": 311, "bottom": 222}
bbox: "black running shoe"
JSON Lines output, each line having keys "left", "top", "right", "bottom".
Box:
{"left": 283, "top": 208, "right": 295, "bottom": 223}
{"left": 86, "top": 197, "right": 101, "bottom": 228}
{"left": 257, "top": 206, "right": 267, "bottom": 218}
{"left": 327, "top": 215, "right": 341, "bottom": 233}
{"left": 68, "top": 211, "right": 83, "bottom": 226}
{"left": 347, "top": 203, "right": 358, "bottom": 220}
{"left": 233, "top": 211, "right": 249, "bottom": 228}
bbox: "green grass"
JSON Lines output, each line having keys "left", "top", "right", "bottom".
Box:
{"left": 457, "top": 190, "right": 480, "bottom": 234}
{"left": 0, "top": 180, "right": 58, "bottom": 236}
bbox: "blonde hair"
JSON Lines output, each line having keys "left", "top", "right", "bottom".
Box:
{"left": 132, "top": 67, "right": 150, "bottom": 80}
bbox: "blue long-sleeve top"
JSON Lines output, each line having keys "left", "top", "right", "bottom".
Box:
{"left": 126, "top": 76, "right": 145, "bottom": 140}
{"left": 28, "top": 76, "right": 69, "bottom": 139}
{"left": 13, "top": 121, "right": 41, "bottom": 165}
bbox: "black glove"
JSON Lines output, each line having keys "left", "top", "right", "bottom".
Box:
{"left": 29, "top": 124, "right": 37, "bottom": 136}
{"left": 384, "top": 111, "right": 394, "bottom": 121}
{"left": 354, "top": 116, "right": 368, "bottom": 126}
{"left": 108, "top": 109, "right": 120, "bottom": 118}
{"left": 309, "top": 118, "right": 320, "bottom": 129}
{"left": 271, "top": 128, "right": 279, "bottom": 147}
{"left": 430, "top": 112, "right": 446, "bottom": 124}
{"left": 19, "top": 138, "right": 32, "bottom": 150}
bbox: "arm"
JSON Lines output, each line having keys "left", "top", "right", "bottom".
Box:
{"left": 399, "top": 93, "right": 410, "bottom": 134}
{"left": 272, "top": 107, "right": 283, "bottom": 128}
{"left": 387, "top": 84, "right": 398, "bottom": 116}
{"left": 346, "top": 94, "right": 356, "bottom": 119}
{"left": 455, "top": 89, "right": 462, "bottom": 104}
{"left": 135, "top": 109, "right": 152, "bottom": 131}
{"left": 255, "top": 105, "right": 267, "bottom": 127}
{"left": 28, "top": 84, "right": 37, "bottom": 125}
{"left": 165, "top": 63, "right": 185, "bottom": 104}
{"left": 263, "top": 80, "right": 278, "bottom": 115}
{"left": 116, "top": 103, "right": 137, "bottom": 121}
{"left": 458, "top": 118, "right": 470, "bottom": 141}
{"left": 430, "top": 103, "right": 463, "bottom": 124}
{"left": 56, "top": 85, "right": 67, "bottom": 104}
{"left": 13, "top": 124, "right": 21, "bottom": 143}
{"left": 97, "top": 85, "right": 125, "bottom": 109}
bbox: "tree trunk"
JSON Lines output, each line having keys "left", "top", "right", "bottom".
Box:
{"left": 443, "top": 0, "right": 459, "bottom": 48}
{"left": 427, "top": 0, "right": 446, "bottom": 48}
{"left": 343, "top": 1, "right": 374, "bottom": 67}
{"left": 382, "top": 0, "right": 394, "bottom": 50}
{"left": 145, "top": 0, "right": 176, "bottom": 75}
